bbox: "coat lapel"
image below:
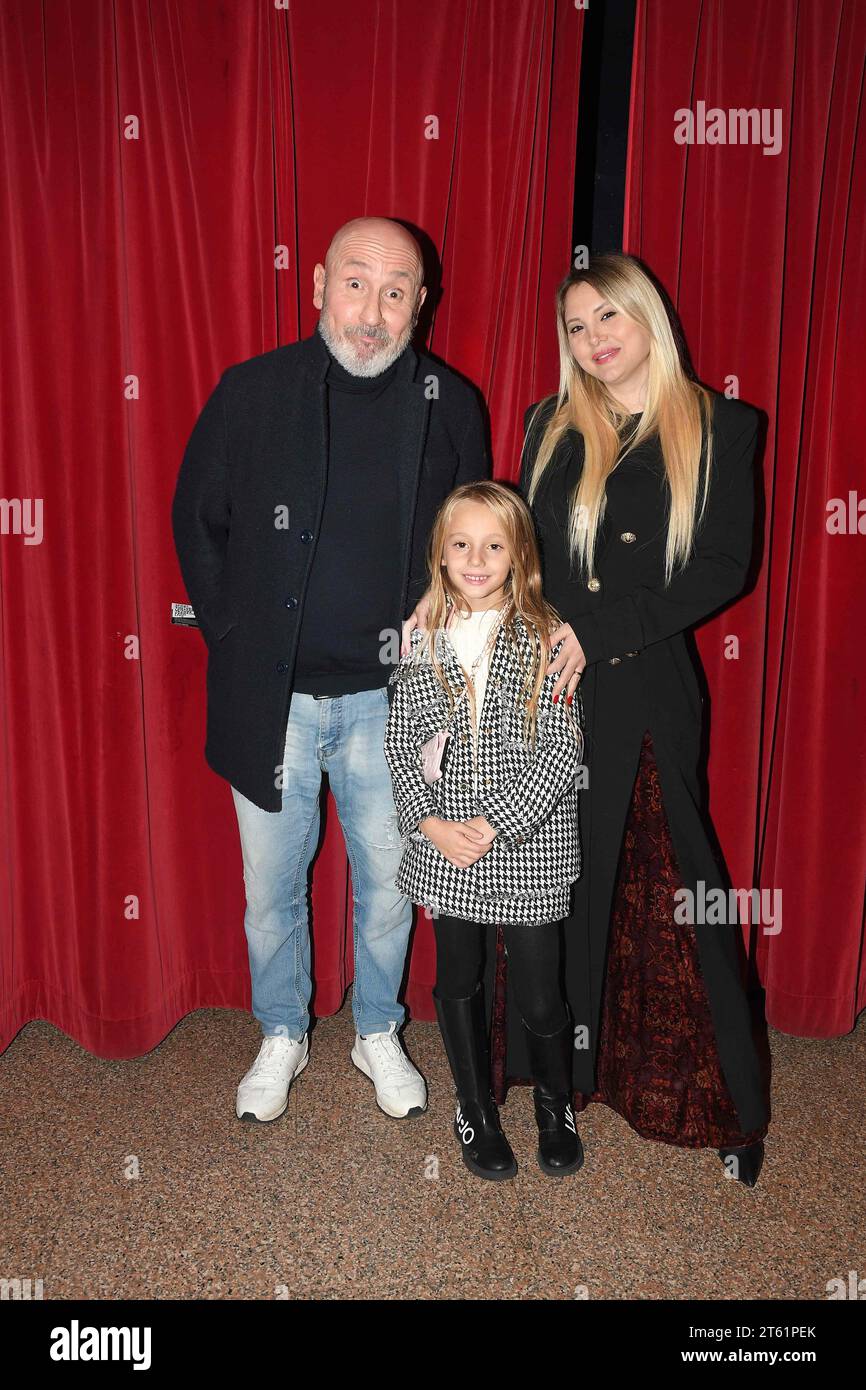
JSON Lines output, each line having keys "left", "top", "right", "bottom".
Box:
{"left": 436, "top": 609, "right": 527, "bottom": 723}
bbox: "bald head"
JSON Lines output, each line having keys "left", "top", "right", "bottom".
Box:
{"left": 313, "top": 217, "right": 427, "bottom": 377}
{"left": 324, "top": 217, "right": 424, "bottom": 287}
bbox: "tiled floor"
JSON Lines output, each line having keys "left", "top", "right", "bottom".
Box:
{"left": 2, "top": 1001, "right": 863, "bottom": 1300}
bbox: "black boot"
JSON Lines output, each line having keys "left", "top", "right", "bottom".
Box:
{"left": 522, "top": 1017, "right": 585, "bottom": 1176}
{"left": 433, "top": 985, "right": 517, "bottom": 1181}
{"left": 718, "top": 1140, "right": 764, "bottom": 1187}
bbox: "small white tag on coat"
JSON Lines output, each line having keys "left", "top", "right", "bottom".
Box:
{"left": 171, "top": 602, "right": 200, "bottom": 629}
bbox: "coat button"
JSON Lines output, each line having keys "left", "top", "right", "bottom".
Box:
{"left": 276, "top": 661, "right": 289, "bottom": 673}
{"left": 620, "top": 531, "right": 636, "bottom": 543}
{"left": 284, "top": 596, "right": 299, "bottom": 608}
{"left": 587, "top": 577, "right": 601, "bottom": 592}
{"left": 300, "top": 530, "right": 313, "bottom": 543}
{"left": 609, "top": 656, "right": 622, "bottom": 665}
{"left": 485, "top": 777, "right": 492, "bottom": 786}
{"left": 625, "top": 651, "right": 638, "bottom": 658}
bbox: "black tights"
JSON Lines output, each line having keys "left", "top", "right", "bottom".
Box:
{"left": 433, "top": 913, "right": 569, "bottom": 1035}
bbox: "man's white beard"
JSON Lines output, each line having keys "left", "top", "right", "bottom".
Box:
{"left": 316, "top": 315, "right": 413, "bottom": 378}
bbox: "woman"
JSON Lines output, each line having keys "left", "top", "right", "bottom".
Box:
{"left": 403, "top": 252, "right": 769, "bottom": 1186}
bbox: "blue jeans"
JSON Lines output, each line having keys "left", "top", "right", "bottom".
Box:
{"left": 230, "top": 686, "right": 413, "bottom": 1041}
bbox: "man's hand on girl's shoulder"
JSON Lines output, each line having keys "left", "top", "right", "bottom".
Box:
{"left": 400, "top": 588, "right": 433, "bottom": 656}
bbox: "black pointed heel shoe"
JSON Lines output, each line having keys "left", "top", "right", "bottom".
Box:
{"left": 718, "top": 1140, "right": 765, "bottom": 1187}
{"left": 433, "top": 985, "right": 517, "bottom": 1181}
{"left": 522, "top": 1018, "right": 585, "bottom": 1176}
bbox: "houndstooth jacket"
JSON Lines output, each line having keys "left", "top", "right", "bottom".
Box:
{"left": 383, "top": 612, "right": 584, "bottom": 921}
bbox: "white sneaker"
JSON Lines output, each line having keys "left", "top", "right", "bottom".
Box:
{"left": 236, "top": 1033, "right": 309, "bottom": 1122}
{"left": 351, "top": 1022, "right": 428, "bottom": 1118}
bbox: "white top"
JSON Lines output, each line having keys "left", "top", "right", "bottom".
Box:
{"left": 447, "top": 604, "right": 502, "bottom": 735}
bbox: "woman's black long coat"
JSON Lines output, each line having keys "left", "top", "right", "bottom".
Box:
{"left": 504, "top": 389, "right": 768, "bottom": 1136}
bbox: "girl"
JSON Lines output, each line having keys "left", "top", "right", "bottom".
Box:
{"left": 383, "top": 481, "right": 585, "bottom": 1181}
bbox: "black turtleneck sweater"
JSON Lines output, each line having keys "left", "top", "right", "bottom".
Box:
{"left": 292, "top": 347, "right": 403, "bottom": 696}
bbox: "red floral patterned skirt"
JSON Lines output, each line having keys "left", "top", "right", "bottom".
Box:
{"left": 493, "top": 729, "right": 767, "bottom": 1149}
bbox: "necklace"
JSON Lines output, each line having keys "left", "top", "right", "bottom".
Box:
{"left": 446, "top": 603, "right": 507, "bottom": 703}
{"left": 444, "top": 604, "right": 509, "bottom": 794}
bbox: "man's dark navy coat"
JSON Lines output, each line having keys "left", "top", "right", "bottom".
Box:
{"left": 171, "top": 330, "right": 489, "bottom": 812}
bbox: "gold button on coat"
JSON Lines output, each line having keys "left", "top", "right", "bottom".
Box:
{"left": 620, "top": 531, "right": 636, "bottom": 543}
{"left": 609, "top": 656, "right": 622, "bottom": 665}
{"left": 587, "top": 577, "right": 601, "bottom": 592}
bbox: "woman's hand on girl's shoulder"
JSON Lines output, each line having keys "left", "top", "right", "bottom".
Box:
{"left": 545, "top": 621, "right": 586, "bottom": 705}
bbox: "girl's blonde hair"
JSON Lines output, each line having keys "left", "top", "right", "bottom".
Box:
{"left": 522, "top": 252, "right": 715, "bottom": 585}
{"left": 412, "top": 481, "right": 567, "bottom": 748}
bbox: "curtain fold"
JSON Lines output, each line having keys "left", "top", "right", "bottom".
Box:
{"left": 0, "top": 0, "right": 582, "bottom": 1057}
{"left": 624, "top": 0, "right": 866, "bottom": 1037}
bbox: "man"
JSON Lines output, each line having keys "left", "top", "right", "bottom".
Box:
{"left": 172, "top": 216, "right": 489, "bottom": 1123}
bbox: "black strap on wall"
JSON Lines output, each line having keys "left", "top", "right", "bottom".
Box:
{"left": 573, "top": 0, "right": 638, "bottom": 256}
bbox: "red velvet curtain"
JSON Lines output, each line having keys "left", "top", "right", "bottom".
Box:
{"left": 0, "top": 1, "right": 581, "bottom": 1056}
{"left": 624, "top": 0, "right": 866, "bottom": 1036}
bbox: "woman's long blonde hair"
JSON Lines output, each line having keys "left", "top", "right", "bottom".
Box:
{"left": 410, "top": 481, "right": 568, "bottom": 748}
{"left": 522, "top": 252, "right": 715, "bottom": 584}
